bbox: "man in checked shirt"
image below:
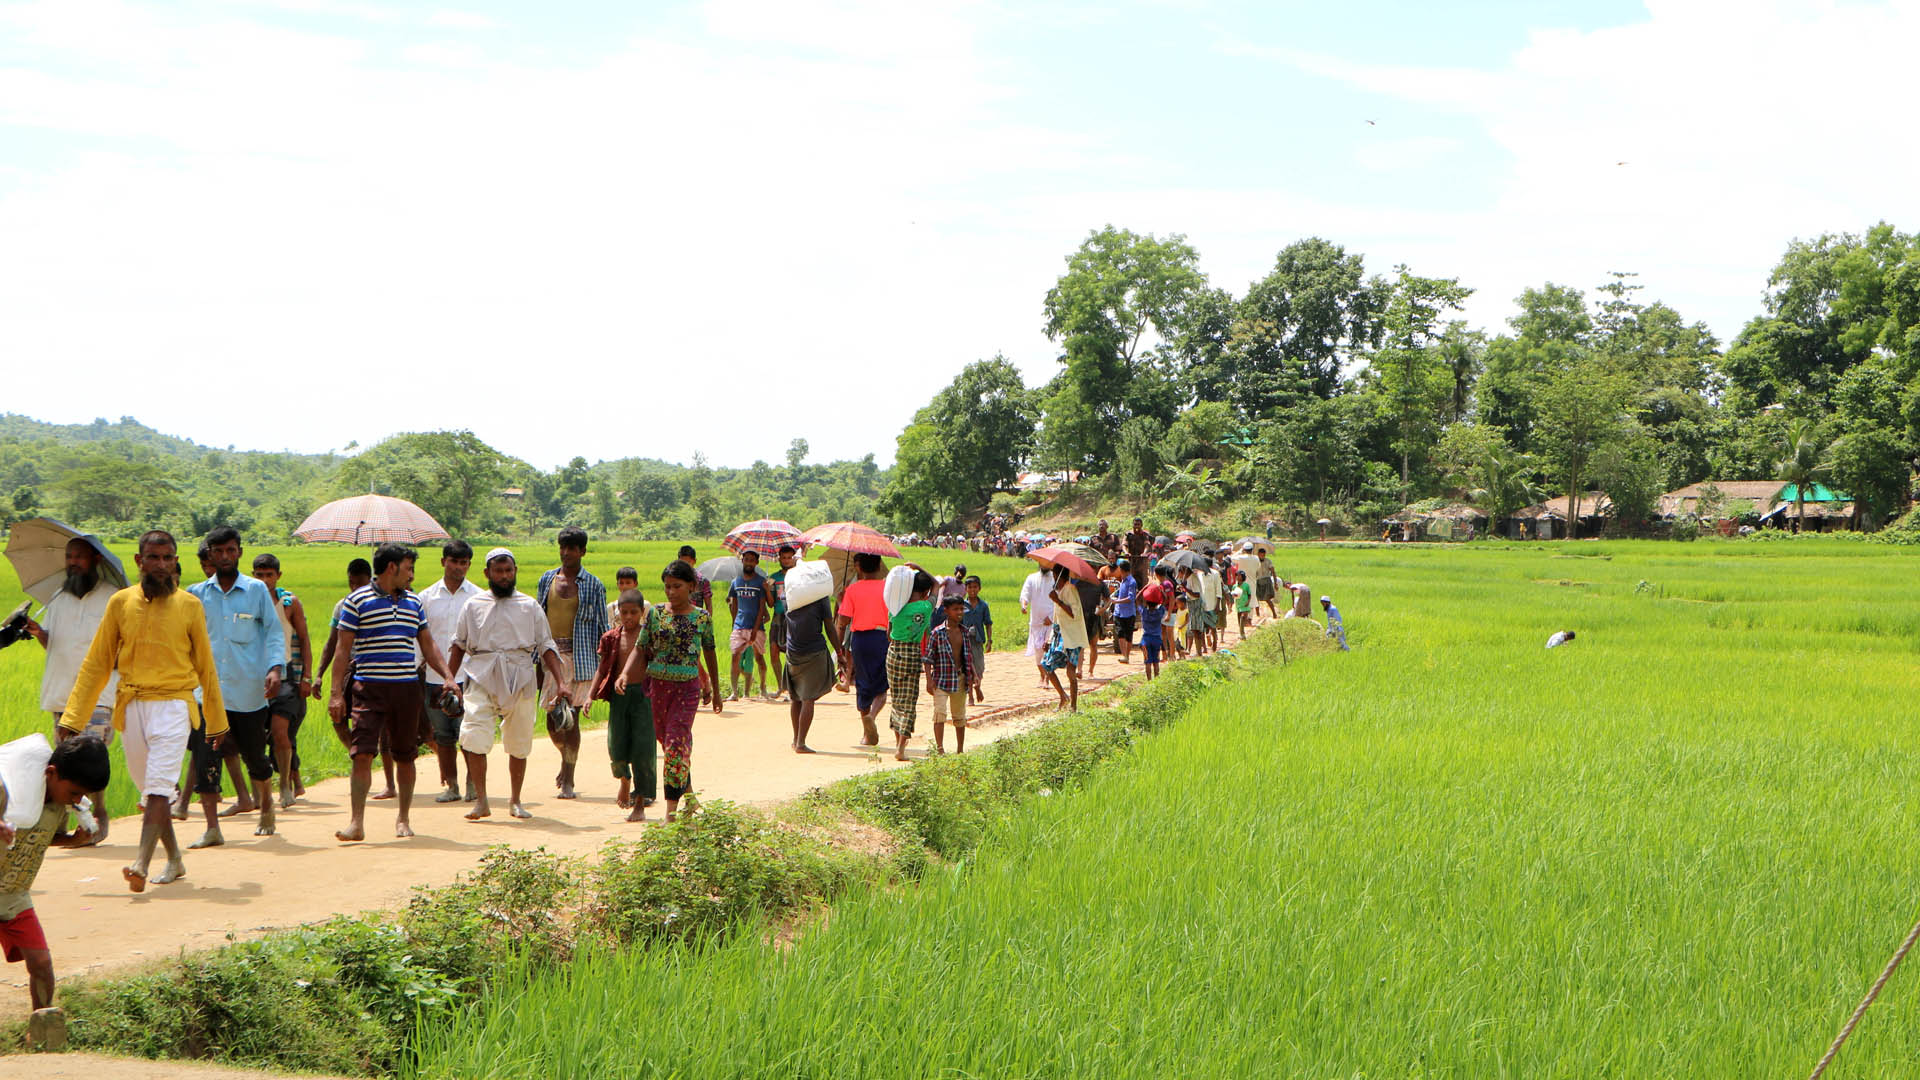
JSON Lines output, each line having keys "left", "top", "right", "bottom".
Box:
{"left": 537, "top": 527, "right": 607, "bottom": 801}
{"left": 923, "top": 595, "right": 977, "bottom": 756}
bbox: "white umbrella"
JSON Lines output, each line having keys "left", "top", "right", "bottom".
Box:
{"left": 4, "top": 517, "right": 129, "bottom": 605}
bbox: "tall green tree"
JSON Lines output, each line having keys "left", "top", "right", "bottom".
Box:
{"left": 1194, "top": 238, "right": 1381, "bottom": 416}
{"left": 1534, "top": 360, "right": 1632, "bottom": 538}
{"left": 1369, "top": 267, "right": 1474, "bottom": 501}
{"left": 878, "top": 356, "right": 1036, "bottom": 531}
{"left": 335, "top": 430, "right": 510, "bottom": 534}
{"left": 1042, "top": 227, "right": 1207, "bottom": 467}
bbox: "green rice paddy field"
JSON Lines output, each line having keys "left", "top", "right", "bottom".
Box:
{"left": 0, "top": 539, "right": 1034, "bottom": 817}
{"left": 406, "top": 538, "right": 1920, "bottom": 1078}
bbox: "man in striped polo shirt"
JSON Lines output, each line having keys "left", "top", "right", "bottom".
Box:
{"left": 326, "top": 544, "right": 456, "bottom": 842}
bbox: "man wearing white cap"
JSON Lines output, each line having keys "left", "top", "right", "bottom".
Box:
{"left": 1319, "top": 595, "right": 1348, "bottom": 651}
{"left": 446, "top": 549, "right": 578, "bottom": 821}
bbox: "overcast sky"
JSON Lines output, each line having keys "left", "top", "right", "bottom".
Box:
{"left": 3, "top": 0, "right": 1916, "bottom": 469}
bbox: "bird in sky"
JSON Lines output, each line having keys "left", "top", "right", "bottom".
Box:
{"left": 1616, "top": 161, "right": 1628, "bottom": 165}
{"left": 1366, "top": 119, "right": 1376, "bottom": 125}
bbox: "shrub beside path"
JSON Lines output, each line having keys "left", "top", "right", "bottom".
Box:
{"left": 4, "top": 646, "right": 1140, "bottom": 1015}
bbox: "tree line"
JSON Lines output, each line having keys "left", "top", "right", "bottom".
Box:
{"left": 881, "top": 223, "right": 1920, "bottom": 533}
{"left": 0, "top": 416, "right": 888, "bottom": 541}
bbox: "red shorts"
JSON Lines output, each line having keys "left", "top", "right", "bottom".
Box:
{"left": 1, "top": 906, "right": 48, "bottom": 962}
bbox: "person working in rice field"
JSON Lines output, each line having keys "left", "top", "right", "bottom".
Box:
{"left": 886, "top": 570, "right": 936, "bottom": 762}
{"left": 1041, "top": 565, "right": 1087, "bottom": 712}
{"left": 61, "top": 530, "right": 229, "bottom": 892}
{"left": 614, "top": 560, "right": 720, "bottom": 823}
{"left": 1320, "top": 595, "right": 1349, "bottom": 651}
{"left": 537, "top": 527, "right": 607, "bottom": 801}
{"left": 0, "top": 734, "right": 110, "bottom": 1042}
{"left": 591, "top": 589, "right": 654, "bottom": 821}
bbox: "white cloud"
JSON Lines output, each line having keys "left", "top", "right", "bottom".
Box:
{"left": 1243, "top": 0, "right": 1920, "bottom": 338}
{"left": 1, "top": 0, "right": 1915, "bottom": 474}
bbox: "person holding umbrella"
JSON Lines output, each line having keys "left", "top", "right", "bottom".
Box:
{"left": 16, "top": 529, "right": 123, "bottom": 844}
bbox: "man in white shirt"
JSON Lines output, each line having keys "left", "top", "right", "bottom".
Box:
{"left": 25, "top": 536, "right": 119, "bottom": 843}
{"left": 1197, "top": 563, "right": 1222, "bottom": 652}
{"left": 417, "top": 541, "right": 483, "bottom": 804}
{"left": 447, "top": 548, "right": 577, "bottom": 822}
{"left": 1018, "top": 567, "right": 1056, "bottom": 689}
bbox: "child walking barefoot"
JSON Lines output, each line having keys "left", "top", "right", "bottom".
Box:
{"left": 615, "top": 562, "right": 720, "bottom": 823}
{"left": 592, "top": 590, "right": 656, "bottom": 822}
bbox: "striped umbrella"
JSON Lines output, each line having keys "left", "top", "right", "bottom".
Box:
{"left": 723, "top": 518, "right": 806, "bottom": 559}
{"left": 798, "top": 521, "right": 900, "bottom": 558}
{"left": 293, "top": 494, "right": 449, "bottom": 545}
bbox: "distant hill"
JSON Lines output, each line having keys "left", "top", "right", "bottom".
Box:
{"left": 0, "top": 413, "right": 335, "bottom": 465}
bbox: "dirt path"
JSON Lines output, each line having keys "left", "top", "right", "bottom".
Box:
{"left": 8, "top": 1050, "right": 354, "bottom": 1080}
{"left": 6, "top": 646, "right": 1130, "bottom": 1009}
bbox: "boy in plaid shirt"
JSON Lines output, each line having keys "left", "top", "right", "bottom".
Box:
{"left": 923, "top": 596, "right": 977, "bottom": 755}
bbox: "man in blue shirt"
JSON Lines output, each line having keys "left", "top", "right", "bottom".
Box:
{"left": 186, "top": 526, "right": 285, "bottom": 846}
{"left": 726, "top": 550, "right": 770, "bottom": 701}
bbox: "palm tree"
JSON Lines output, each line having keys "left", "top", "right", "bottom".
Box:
{"left": 1775, "top": 420, "right": 1834, "bottom": 533}
{"left": 1468, "top": 444, "right": 1544, "bottom": 534}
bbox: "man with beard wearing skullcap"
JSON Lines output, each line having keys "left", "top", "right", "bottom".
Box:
{"left": 22, "top": 535, "right": 118, "bottom": 844}
{"left": 60, "top": 530, "right": 229, "bottom": 893}
{"left": 449, "top": 549, "right": 578, "bottom": 822}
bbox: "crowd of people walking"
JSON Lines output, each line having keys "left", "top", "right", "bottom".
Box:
{"left": 1, "top": 516, "right": 1346, "bottom": 1033}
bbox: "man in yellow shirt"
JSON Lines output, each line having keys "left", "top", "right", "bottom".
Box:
{"left": 59, "top": 530, "right": 229, "bottom": 893}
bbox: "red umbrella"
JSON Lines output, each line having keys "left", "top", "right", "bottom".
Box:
{"left": 723, "top": 518, "right": 806, "bottom": 559}
{"left": 1028, "top": 545, "right": 1098, "bottom": 582}
{"left": 799, "top": 521, "right": 900, "bottom": 558}
{"left": 1174, "top": 531, "right": 1197, "bottom": 543}
{"left": 293, "top": 494, "right": 449, "bottom": 545}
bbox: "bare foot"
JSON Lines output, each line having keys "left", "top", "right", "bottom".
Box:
{"left": 188, "top": 828, "right": 224, "bottom": 849}
{"left": 254, "top": 819, "right": 275, "bottom": 837}
{"left": 151, "top": 860, "right": 186, "bottom": 885}
{"left": 665, "top": 811, "right": 677, "bottom": 823}
{"left": 170, "top": 803, "right": 189, "bottom": 822}
{"left": 279, "top": 786, "right": 295, "bottom": 810}
{"left": 625, "top": 804, "right": 647, "bottom": 821}
{"left": 335, "top": 824, "right": 366, "bottom": 843}
{"left": 372, "top": 789, "right": 397, "bottom": 801}
{"left": 509, "top": 803, "right": 532, "bottom": 819}
{"left": 122, "top": 866, "right": 147, "bottom": 893}
{"left": 466, "top": 801, "right": 492, "bottom": 820}
{"left": 464, "top": 781, "right": 476, "bottom": 802}
{"left": 395, "top": 821, "right": 414, "bottom": 838}
{"left": 218, "top": 799, "right": 254, "bottom": 818}
{"left": 295, "top": 782, "right": 307, "bottom": 797}
{"left": 894, "top": 751, "right": 909, "bottom": 761}
{"left": 795, "top": 744, "right": 816, "bottom": 754}
{"left": 557, "top": 784, "right": 577, "bottom": 800}
{"left": 434, "top": 785, "right": 462, "bottom": 803}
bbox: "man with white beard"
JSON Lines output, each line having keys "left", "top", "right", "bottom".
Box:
{"left": 23, "top": 535, "right": 119, "bottom": 843}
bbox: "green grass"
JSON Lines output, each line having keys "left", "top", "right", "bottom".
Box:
{"left": 406, "top": 537, "right": 1920, "bottom": 1078}
{"left": 1, "top": 537, "right": 1039, "bottom": 817}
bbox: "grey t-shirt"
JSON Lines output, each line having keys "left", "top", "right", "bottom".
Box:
{"left": 785, "top": 598, "right": 832, "bottom": 658}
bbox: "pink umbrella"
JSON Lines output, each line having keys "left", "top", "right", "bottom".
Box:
{"left": 798, "top": 521, "right": 900, "bottom": 558}
{"left": 293, "top": 494, "right": 449, "bottom": 545}
{"left": 1028, "top": 545, "right": 1099, "bottom": 582}
{"left": 723, "top": 518, "right": 807, "bottom": 559}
